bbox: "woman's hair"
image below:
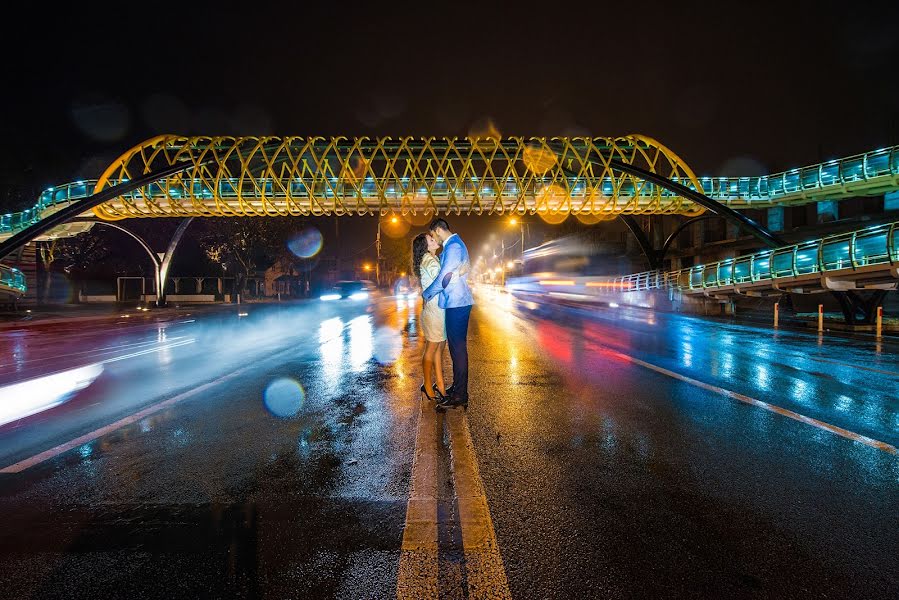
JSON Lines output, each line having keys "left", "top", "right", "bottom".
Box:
{"left": 410, "top": 233, "right": 429, "bottom": 288}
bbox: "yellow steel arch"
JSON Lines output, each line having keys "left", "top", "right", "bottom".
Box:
{"left": 92, "top": 135, "right": 705, "bottom": 220}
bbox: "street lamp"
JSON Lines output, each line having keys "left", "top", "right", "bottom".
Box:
{"left": 508, "top": 217, "right": 526, "bottom": 259}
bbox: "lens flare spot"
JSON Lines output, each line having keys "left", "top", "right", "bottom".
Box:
{"left": 536, "top": 185, "right": 569, "bottom": 225}
{"left": 403, "top": 210, "right": 433, "bottom": 227}
{"left": 382, "top": 214, "right": 411, "bottom": 238}
{"left": 522, "top": 145, "right": 557, "bottom": 175}
{"left": 264, "top": 378, "right": 305, "bottom": 418}
{"left": 288, "top": 227, "right": 323, "bottom": 258}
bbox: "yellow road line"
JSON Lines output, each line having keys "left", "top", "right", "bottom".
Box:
{"left": 594, "top": 344, "right": 898, "bottom": 455}
{"left": 446, "top": 409, "right": 512, "bottom": 599}
{"left": 396, "top": 397, "right": 440, "bottom": 599}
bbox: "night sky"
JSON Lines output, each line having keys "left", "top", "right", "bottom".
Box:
{"left": 2, "top": 0, "right": 897, "bottom": 263}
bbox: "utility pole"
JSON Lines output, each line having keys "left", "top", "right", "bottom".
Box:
{"left": 375, "top": 217, "right": 381, "bottom": 287}
{"left": 334, "top": 216, "right": 340, "bottom": 278}
{"left": 501, "top": 238, "right": 505, "bottom": 287}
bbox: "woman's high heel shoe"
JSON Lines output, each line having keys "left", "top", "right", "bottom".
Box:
{"left": 420, "top": 384, "right": 437, "bottom": 402}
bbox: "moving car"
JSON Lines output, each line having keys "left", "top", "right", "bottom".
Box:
{"left": 320, "top": 280, "right": 376, "bottom": 301}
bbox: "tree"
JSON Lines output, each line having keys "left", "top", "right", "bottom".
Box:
{"left": 196, "top": 217, "right": 296, "bottom": 294}
{"left": 43, "top": 228, "right": 129, "bottom": 302}
{"left": 380, "top": 235, "right": 412, "bottom": 284}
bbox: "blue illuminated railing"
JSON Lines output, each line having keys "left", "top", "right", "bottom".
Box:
{"left": 697, "top": 145, "right": 899, "bottom": 204}
{"left": 0, "top": 181, "right": 96, "bottom": 235}
{"left": 612, "top": 221, "right": 899, "bottom": 293}
{"left": 2, "top": 145, "right": 899, "bottom": 241}
{"left": 0, "top": 264, "right": 26, "bottom": 294}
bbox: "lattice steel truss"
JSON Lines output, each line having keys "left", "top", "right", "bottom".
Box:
{"left": 92, "top": 135, "right": 706, "bottom": 220}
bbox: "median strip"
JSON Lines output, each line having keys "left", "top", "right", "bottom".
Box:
{"left": 445, "top": 409, "right": 512, "bottom": 599}
{"left": 396, "top": 395, "right": 440, "bottom": 599}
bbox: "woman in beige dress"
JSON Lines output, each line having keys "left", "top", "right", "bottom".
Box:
{"left": 411, "top": 232, "right": 448, "bottom": 402}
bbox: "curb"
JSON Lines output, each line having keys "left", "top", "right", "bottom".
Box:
{"left": 0, "top": 303, "right": 237, "bottom": 331}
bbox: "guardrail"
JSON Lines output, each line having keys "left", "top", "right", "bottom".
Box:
{"left": 1, "top": 181, "right": 96, "bottom": 235}
{"left": 696, "top": 145, "right": 899, "bottom": 204}
{"left": 607, "top": 220, "right": 899, "bottom": 293}
{"left": 0, "top": 264, "right": 26, "bottom": 294}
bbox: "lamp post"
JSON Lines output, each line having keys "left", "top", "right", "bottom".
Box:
{"left": 375, "top": 218, "right": 381, "bottom": 287}
{"left": 509, "top": 217, "right": 526, "bottom": 259}
{"left": 375, "top": 215, "right": 400, "bottom": 288}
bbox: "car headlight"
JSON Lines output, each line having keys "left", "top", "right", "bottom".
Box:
{"left": 350, "top": 292, "right": 369, "bottom": 300}
{"left": 320, "top": 293, "right": 340, "bottom": 301}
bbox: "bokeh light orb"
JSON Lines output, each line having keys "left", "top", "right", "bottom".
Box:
{"left": 288, "top": 227, "right": 323, "bottom": 258}
{"left": 381, "top": 214, "right": 411, "bottom": 238}
{"left": 522, "top": 145, "right": 557, "bottom": 175}
{"left": 403, "top": 210, "right": 433, "bottom": 227}
{"left": 536, "top": 185, "right": 569, "bottom": 225}
{"left": 263, "top": 378, "right": 306, "bottom": 418}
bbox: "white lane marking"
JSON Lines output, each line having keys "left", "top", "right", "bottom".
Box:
{"left": 0, "top": 337, "right": 173, "bottom": 370}
{"left": 446, "top": 409, "right": 512, "bottom": 599}
{"left": 805, "top": 355, "right": 899, "bottom": 378}
{"left": 99, "top": 339, "right": 195, "bottom": 363}
{"left": 589, "top": 342, "right": 898, "bottom": 455}
{"left": 396, "top": 396, "right": 440, "bottom": 599}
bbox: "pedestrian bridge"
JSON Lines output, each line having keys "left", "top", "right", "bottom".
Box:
{"left": 2, "top": 136, "right": 899, "bottom": 299}
{"left": 3, "top": 138, "right": 898, "bottom": 239}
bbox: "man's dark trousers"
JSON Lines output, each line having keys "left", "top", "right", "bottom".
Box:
{"left": 445, "top": 304, "right": 472, "bottom": 399}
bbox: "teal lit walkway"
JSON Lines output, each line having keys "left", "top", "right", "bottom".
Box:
{"left": 2, "top": 144, "right": 899, "bottom": 298}
{"left": 2, "top": 144, "right": 898, "bottom": 241}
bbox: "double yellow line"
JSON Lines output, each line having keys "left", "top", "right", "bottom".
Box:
{"left": 397, "top": 401, "right": 511, "bottom": 599}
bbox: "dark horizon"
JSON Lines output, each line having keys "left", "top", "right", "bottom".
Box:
{"left": 3, "top": 0, "right": 897, "bottom": 264}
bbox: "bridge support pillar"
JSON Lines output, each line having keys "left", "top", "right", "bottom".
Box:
{"left": 817, "top": 200, "right": 838, "bottom": 223}
{"left": 155, "top": 217, "right": 194, "bottom": 308}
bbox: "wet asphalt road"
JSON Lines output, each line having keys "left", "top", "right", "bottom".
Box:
{"left": 0, "top": 288, "right": 897, "bottom": 599}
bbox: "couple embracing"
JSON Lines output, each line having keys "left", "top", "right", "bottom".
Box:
{"left": 410, "top": 218, "right": 473, "bottom": 410}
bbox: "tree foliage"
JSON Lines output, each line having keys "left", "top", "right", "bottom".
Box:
{"left": 196, "top": 217, "right": 297, "bottom": 288}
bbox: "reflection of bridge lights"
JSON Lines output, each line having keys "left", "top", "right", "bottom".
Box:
{"left": 319, "top": 318, "right": 344, "bottom": 390}
{"left": 349, "top": 315, "right": 373, "bottom": 371}
{"left": 756, "top": 364, "right": 770, "bottom": 391}
{"left": 373, "top": 326, "right": 402, "bottom": 364}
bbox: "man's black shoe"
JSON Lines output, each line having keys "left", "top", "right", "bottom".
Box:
{"left": 438, "top": 393, "right": 468, "bottom": 409}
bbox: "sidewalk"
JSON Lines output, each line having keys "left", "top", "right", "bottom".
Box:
{"left": 0, "top": 302, "right": 240, "bottom": 331}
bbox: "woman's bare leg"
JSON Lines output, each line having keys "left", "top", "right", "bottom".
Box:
{"left": 434, "top": 341, "right": 447, "bottom": 395}
{"left": 422, "top": 341, "right": 436, "bottom": 398}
